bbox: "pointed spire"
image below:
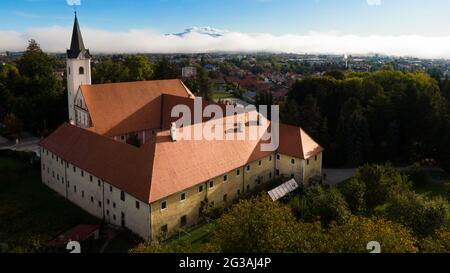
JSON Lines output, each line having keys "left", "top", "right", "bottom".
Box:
{"left": 67, "top": 13, "right": 91, "bottom": 59}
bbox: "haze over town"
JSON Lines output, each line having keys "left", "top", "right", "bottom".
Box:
{"left": 2, "top": 0, "right": 450, "bottom": 58}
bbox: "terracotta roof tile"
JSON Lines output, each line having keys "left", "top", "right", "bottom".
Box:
{"left": 80, "top": 79, "right": 194, "bottom": 137}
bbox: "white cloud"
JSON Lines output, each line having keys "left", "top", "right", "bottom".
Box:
{"left": 1, "top": 26, "right": 450, "bottom": 59}
{"left": 366, "top": 0, "right": 381, "bottom": 6}
{"left": 66, "top": 0, "right": 81, "bottom": 6}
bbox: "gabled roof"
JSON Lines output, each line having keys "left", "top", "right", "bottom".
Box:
{"left": 67, "top": 15, "right": 91, "bottom": 59}
{"left": 41, "top": 119, "right": 323, "bottom": 204}
{"left": 80, "top": 79, "right": 194, "bottom": 136}
{"left": 278, "top": 123, "right": 324, "bottom": 159}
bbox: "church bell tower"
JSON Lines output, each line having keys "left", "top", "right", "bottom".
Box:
{"left": 67, "top": 12, "right": 91, "bottom": 124}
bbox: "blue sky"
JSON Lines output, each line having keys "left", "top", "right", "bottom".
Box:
{"left": 2, "top": 0, "right": 450, "bottom": 57}
{"left": 2, "top": 0, "right": 450, "bottom": 35}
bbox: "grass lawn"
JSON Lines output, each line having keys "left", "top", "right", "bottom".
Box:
{"left": 211, "top": 91, "right": 234, "bottom": 100}
{"left": 165, "top": 221, "right": 217, "bottom": 252}
{"left": 0, "top": 151, "right": 100, "bottom": 252}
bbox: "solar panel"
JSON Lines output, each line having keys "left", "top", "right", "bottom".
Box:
{"left": 267, "top": 179, "right": 299, "bottom": 201}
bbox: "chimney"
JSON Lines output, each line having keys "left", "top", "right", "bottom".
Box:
{"left": 170, "top": 122, "right": 177, "bottom": 142}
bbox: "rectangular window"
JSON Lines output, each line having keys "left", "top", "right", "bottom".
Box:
{"left": 269, "top": 172, "right": 273, "bottom": 179}
{"left": 161, "top": 201, "right": 167, "bottom": 210}
{"left": 81, "top": 171, "right": 84, "bottom": 177}
{"left": 181, "top": 192, "right": 186, "bottom": 201}
{"left": 98, "top": 201, "right": 102, "bottom": 208}
{"left": 209, "top": 181, "right": 214, "bottom": 188}
{"left": 277, "top": 154, "right": 280, "bottom": 160}
{"left": 120, "top": 191, "right": 125, "bottom": 201}
{"left": 106, "top": 210, "right": 109, "bottom": 216}
{"left": 246, "top": 165, "right": 251, "bottom": 171}
{"left": 276, "top": 169, "right": 280, "bottom": 176}
{"left": 98, "top": 180, "right": 101, "bottom": 187}
{"left": 307, "top": 159, "right": 310, "bottom": 165}
{"left": 236, "top": 169, "right": 240, "bottom": 176}
{"left": 269, "top": 155, "right": 272, "bottom": 161}
{"left": 107, "top": 199, "right": 110, "bottom": 205}
{"left": 315, "top": 155, "right": 318, "bottom": 161}
{"left": 91, "top": 196, "right": 94, "bottom": 203}
{"left": 73, "top": 166, "right": 76, "bottom": 172}
{"left": 110, "top": 185, "right": 113, "bottom": 192}
{"left": 113, "top": 202, "right": 116, "bottom": 209}
{"left": 90, "top": 175, "right": 93, "bottom": 182}
{"left": 291, "top": 159, "right": 295, "bottom": 165}
{"left": 180, "top": 215, "right": 187, "bottom": 227}
{"left": 199, "top": 185, "right": 204, "bottom": 193}
{"left": 237, "top": 189, "right": 241, "bottom": 196}
{"left": 259, "top": 160, "right": 262, "bottom": 166}
{"left": 223, "top": 175, "right": 228, "bottom": 182}
{"left": 136, "top": 201, "right": 140, "bottom": 209}
{"left": 74, "top": 186, "right": 77, "bottom": 193}
{"left": 291, "top": 173, "right": 295, "bottom": 179}
{"left": 161, "top": 225, "right": 168, "bottom": 234}
{"left": 62, "top": 178, "right": 64, "bottom": 184}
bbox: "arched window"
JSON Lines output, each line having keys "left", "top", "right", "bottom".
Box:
{"left": 79, "top": 66, "right": 85, "bottom": 75}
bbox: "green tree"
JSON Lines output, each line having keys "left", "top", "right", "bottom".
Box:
{"left": 420, "top": 228, "right": 450, "bottom": 253}
{"left": 385, "top": 190, "right": 449, "bottom": 236}
{"left": 153, "top": 57, "right": 178, "bottom": 80}
{"left": 3, "top": 113, "right": 23, "bottom": 138}
{"left": 293, "top": 186, "right": 351, "bottom": 226}
{"left": 210, "top": 195, "right": 299, "bottom": 253}
{"left": 338, "top": 178, "right": 366, "bottom": 215}
{"left": 196, "top": 66, "right": 212, "bottom": 100}
{"left": 124, "top": 55, "right": 153, "bottom": 81}
{"left": 328, "top": 216, "right": 418, "bottom": 253}
{"left": 297, "top": 94, "right": 322, "bottom": 139}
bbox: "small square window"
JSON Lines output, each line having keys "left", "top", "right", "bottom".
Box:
{"left": 136, "top": 201, "right": 140, "bottom": 209}
{"left": 223, "top": 175, "right": 228, "bottom": 182}
{"left": 180, "top": 215, "right": 187, "bottom": 227}
{"left": 161, "top": 225, "right": 168, "bottom": 233}
{"left": 209, "top": 181, "right": 214, "bottom": 188}
{"left": 181, "top": 192, "right": 186, "bottom": 201}
{"left": 161, "top": 201, "right": 167, "bottom": 210}
{"left": 199, "top": 185, "right": 204, "bottom": 193}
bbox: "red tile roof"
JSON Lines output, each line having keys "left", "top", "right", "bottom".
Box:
{"left": 80, "top": 79, "right": 194, "bottom": 137}
{"left": 41, "top": 120, "right": 322, "bottom": 203}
